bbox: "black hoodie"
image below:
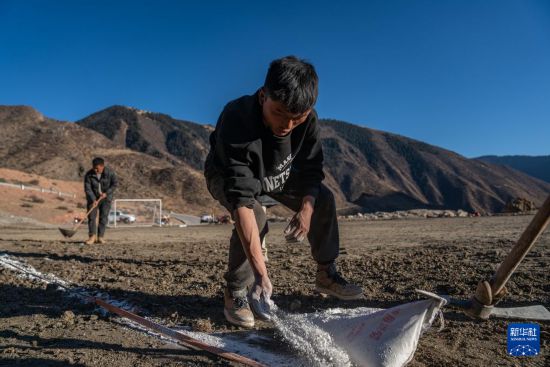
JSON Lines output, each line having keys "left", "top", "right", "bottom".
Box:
{"left": 204, "top": 90, "right": 324, "bottom": 211}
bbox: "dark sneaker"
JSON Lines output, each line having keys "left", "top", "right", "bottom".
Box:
{"left": 315, "top": 263, "right": 364, "bottom": 300}
{"left": 223, "top": 288, "right": 254, "bottom": 328}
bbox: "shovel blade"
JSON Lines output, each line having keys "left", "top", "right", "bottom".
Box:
{"left": 58, "top": 227, "right": 76, "bottom": 238}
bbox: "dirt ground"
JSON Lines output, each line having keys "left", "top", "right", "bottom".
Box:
{"left": 0, "top": 168, "right": 85, "bottom": 226}
{"left": 0, "top": 215, "right": 548, "bottom": 366}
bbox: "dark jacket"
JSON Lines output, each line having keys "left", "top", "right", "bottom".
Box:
{"left": 204, "top": 90, "right": 324, "bottom": 211}
{"left": 84, "top": 166, "right": 118, "bottom": 203}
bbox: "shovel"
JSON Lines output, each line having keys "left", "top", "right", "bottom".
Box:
{"left": 58, "top": 198, "right": 103, "bottom": 238}
{"left": 449, "top": 195, "right": 550, "bottom": 319}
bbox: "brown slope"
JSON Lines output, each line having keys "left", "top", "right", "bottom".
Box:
{"left": 0, "top": 105, "right": 218, "bottom": 215}
{"left": 0, "top": 168, "right": 85, "bottom": 225}
{"left": 4, "top": 105, "right": 547, "bottom": 215}
{"left": 76, "top": 105, "right": 212, "bottom": 170}
{"left": 73, "top": 105, "right": 550, "bottom": 213}
{"left": 321, "top": 119, "right": 550, "bottom": 213}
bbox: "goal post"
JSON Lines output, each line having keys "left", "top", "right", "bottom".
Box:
{"left": 110, "top": 199, "right": 162, "bottom": 227}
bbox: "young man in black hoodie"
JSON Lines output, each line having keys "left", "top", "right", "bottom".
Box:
{"left": 205, "top": 56, "right": 363, "bottom": 328}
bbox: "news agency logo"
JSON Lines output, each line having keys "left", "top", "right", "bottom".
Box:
{"left": 507, "top": 323, "right": 540, "bottom": 357}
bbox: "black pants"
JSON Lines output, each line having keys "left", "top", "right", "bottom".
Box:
{"left": 207, "top": 179, "right": 340, "bottom": 293}
{"left": 87, "top": 200, "right": 111, "bottom": 238}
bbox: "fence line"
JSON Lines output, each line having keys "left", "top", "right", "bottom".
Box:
{"left": 0, "top": 181, "right": 77, "bottom": 198}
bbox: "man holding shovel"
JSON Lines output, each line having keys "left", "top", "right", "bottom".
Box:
{"left": 84, "top": 157, "right": 117, "bottom": 245}
{"left": 204, "top": 56, "right": 363, "bottom": 328}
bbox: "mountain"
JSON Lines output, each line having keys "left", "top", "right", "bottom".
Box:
{"left": 1, "top": 105, "right": 548, "bottom": 215}
{"left": 476, "top": 155, "right": 550, "bottom": 184}
{"left": 0, "top": 106, "right": 217, "bottom": 214}
{"left": 319, "top": 120, "right": 549, "bottom": 213}
{"left": 76, "top": 106, "right": 212, "bottom": 170}
{"left": 74, "top": 106, "right": 550, "bottom": 213}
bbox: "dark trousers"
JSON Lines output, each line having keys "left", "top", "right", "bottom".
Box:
{"left": 87, "top": 200, "right": 111, "bottom": 237}
{"left": 210, "top": 183, "right": 340, "bottom": 293}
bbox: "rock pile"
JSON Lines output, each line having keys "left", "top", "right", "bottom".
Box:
{"left": 338, "top": 209, "right": 472, "bottom": 221}
{"left": 503, "top": 197, "right": 537, "bottom": 213}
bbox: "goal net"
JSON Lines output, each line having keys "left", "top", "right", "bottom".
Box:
{"left": 109, "top": 199, "right": 162, "bottom": 227}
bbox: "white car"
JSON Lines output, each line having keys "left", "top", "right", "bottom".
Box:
{"left": 200, "top": 214, "right": 215, "bottom": 223}
{"left": 108, "top": 211, "right": 136, "bottom": 224}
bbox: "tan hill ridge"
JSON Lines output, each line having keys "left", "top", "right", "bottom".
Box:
{"left": 1, "top": 105, "right": 548, "bottom": 215}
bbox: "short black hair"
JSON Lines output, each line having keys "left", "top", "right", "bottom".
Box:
{"left": 263, "top": 56, "right": 318, "bottom": 114}
{"left": 92, "top": 157, "right": 105, "bottom": 167}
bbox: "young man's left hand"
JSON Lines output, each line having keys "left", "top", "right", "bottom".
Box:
{"left": 284, "top": 195, "right": 315, "bottom": 243}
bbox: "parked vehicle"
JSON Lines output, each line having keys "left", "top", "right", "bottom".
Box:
{"left": 108, "top": 210, "right": 136, "bottom": 224}
{"left": 200, "top": 214, "right": 215, "bottom": 223}
{"left": 200, "top": 214, "right": 231, "bottom": 224}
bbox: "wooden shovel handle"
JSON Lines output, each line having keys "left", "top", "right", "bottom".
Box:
{"left": 72, "top": 197, "right": 104, "bottom": 232}
{"left": 491, "top": 195, "right": 550, "bottom": 296}
{"left": 92, "top": 298, "right": 267, "bottom": 367}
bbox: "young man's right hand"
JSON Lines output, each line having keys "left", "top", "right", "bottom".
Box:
{"left": 234, "top": 206, "right": 277, "bottom": 319}
{"left": 249, "top": 274, "right": 276, "bottom": 320}
{"left": 251, "top": 275, "right": 273, "bottom": 299}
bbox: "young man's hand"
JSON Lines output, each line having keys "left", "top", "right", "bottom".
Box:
{"left": 250, "top": 275, "right": 273, "bottom": 300}
{"left": 284, "top": 195, "right": 315, "bottom": 242}
{"left": 249, "top": 274, "right": 275, "bottom": 320}
{"left": 234, "top": 206, "right": 276, "bottom": 319}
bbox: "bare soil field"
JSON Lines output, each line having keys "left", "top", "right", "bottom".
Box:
{"left": 0, "top": 168, "right": 85, "bottom": 226}
{"left": 0, "top": 215, "right": 548, "bottom": 366}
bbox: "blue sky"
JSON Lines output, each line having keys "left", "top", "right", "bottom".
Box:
{"left": 1, "top": 0, "right": 549, "bottom": 157}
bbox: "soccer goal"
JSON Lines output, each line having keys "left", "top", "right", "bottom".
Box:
{"left": 109, "top": 199, "right": 163, "bottom": 227}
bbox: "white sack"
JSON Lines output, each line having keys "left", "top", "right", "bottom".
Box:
{"left": 307, "top": 290, "right": 446, "bottom": 367}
